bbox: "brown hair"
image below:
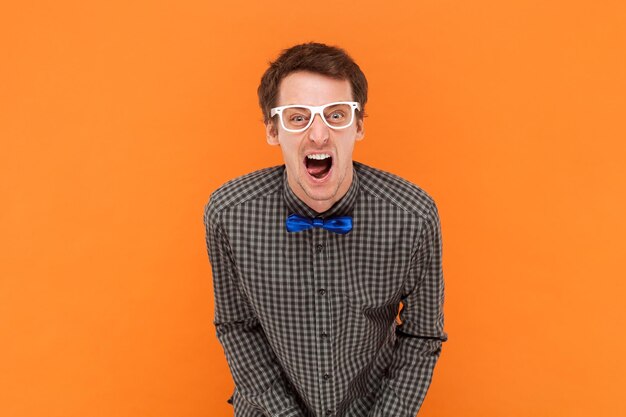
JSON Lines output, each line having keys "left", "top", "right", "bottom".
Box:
{"left": 257, "top": 42, "right": 368, "bottom": 126}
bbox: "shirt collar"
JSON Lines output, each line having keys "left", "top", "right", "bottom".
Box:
{"left": 283, "top": 163, "right": 359, "bottom": 219}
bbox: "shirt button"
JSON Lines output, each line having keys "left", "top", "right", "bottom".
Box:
{"left": 321, "top": 331, "right": 328, "bottom": 339}
{"left": 325, "top": 409, "right": 334, "bottom": 416}
{"left": 323, "top": 373, "right": 331, "bottom": 380}
{"left": 318, "top": 288, "right": 327, "bottom": 296}
{"left": 315, "top": 244, "right": 324, "bottom": 253}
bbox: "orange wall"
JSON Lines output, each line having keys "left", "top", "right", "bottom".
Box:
{"left": 1, "top": 1, "right": 625, "bottom": 416}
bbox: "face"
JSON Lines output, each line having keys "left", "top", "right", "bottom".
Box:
{"left": 267, "top": 71, "right": 364, "bottom": 214}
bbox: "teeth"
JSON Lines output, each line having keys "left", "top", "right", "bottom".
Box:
{"left": 306, "top": 154, "right": 331, "bottom": 160}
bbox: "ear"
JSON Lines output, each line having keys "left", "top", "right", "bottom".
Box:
{"left": 266, "top": 120, "right": 279, "bottom": 146}
{"left": 355, "top": 118, "right": 365, "bottom": 141}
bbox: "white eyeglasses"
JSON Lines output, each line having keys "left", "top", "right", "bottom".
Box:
{"left": 270, "top": 101, "right": 361, "bottom": 133}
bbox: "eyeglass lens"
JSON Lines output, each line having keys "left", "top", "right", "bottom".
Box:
{"left": 282, "top": 104, "right": 353, "bottom": 130}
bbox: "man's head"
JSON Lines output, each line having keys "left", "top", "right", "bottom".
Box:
{"left": 258, "top": 43, "right": 368, "bottom": 214}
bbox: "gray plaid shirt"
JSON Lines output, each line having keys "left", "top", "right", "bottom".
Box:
{"left": 204, "top": 161, "right": 447, "bottom": 417}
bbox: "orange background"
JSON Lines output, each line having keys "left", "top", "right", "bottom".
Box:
{"left": 1, "top": 1, "right": 625, "bottom": 416}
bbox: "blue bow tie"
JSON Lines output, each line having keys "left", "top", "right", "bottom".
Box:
{"left": 286, "top": 213, "right": 353, "bottom": 234}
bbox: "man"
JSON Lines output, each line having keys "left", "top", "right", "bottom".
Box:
{"left": 204, "top": 42, "right": 447, "bottom": 417}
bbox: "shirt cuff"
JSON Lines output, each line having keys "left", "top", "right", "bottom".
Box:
{"left": 244, "top": 376, "right": 305, "bottom": 417}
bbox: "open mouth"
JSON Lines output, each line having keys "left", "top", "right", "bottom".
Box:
{"left": 305, "top": 154, "right": 333, "bottom": 180}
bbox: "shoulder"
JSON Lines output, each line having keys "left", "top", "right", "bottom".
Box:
{"left": 204, "top": 165, "right": 285, "bottom": 224}
{"left": 354, "top": 160, "right": 439, "bottom": 221}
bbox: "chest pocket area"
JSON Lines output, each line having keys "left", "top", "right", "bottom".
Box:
{"left": 339, "top": 253, "right": 408, "bottom": 320}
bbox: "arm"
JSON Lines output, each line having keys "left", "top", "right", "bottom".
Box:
{"left": 204, "top": 200, "right": 307, "bottom": 417}
{"left": 368, "top": 200, "right": 448, "bottom": 417}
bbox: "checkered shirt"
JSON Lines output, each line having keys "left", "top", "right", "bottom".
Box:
{"left": 203, "top": 161, "right": 448, "bottom": 417}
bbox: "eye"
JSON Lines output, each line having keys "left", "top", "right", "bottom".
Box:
{"left": 290, "top": 114, "right": 307, "bottom": 123}
{"left": 325, "top": 110, "right": 346, "bottom": 122}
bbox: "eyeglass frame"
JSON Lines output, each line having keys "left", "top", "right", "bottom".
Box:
{"left": 270, "top": 101, "right": 361, "bottom": 133}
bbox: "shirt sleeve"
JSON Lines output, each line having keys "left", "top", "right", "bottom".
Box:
{"left": 368, "top": 199, "right": 448, "bottom": 417}
{"left": 204, "top": 199, "right": 307, "bottom": 417}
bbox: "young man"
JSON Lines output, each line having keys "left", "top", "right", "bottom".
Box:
{"left": 204, "top": 43, "right": 447, "bottom": 417}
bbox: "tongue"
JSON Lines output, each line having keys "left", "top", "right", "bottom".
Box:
{"left": 306, "top": 158, "right": 331, "bottom": 178}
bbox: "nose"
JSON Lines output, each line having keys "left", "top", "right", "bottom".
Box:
{"left": 307, "top": 113, "right": 329, "bottom": 145}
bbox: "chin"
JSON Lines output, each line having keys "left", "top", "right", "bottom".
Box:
{"left": 301, "top": 181, "right": 341, "bottom": 203}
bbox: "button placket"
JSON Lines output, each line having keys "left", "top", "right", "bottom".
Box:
{"left": 311, "top": 227, "right": 335, "bottom": 416}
